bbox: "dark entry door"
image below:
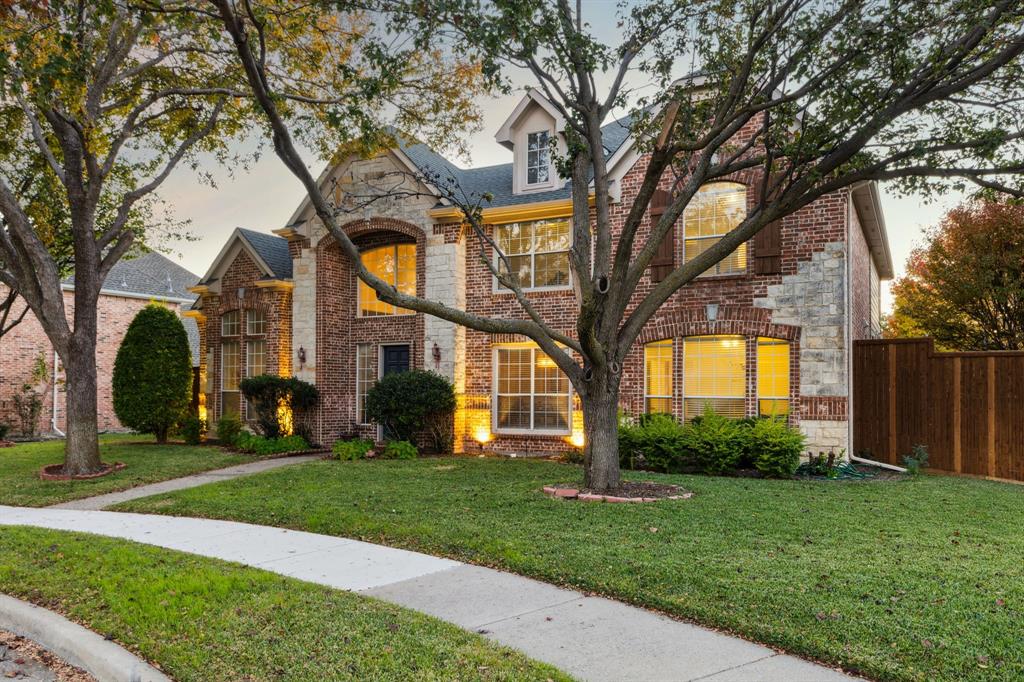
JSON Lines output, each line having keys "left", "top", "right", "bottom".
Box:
{"left": 381, "top": 344, "right": 410, "bottom": 376}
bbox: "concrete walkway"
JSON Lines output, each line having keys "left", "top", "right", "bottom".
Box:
{"left": 48, "top": 455, "right": 321, "bottom": 510}
{"left": 0, "top": 506, "right": 855, "bottom": 681}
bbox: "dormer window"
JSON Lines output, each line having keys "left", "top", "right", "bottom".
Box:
{"left": 526, "top": 131, "right": 551, "bottom": 185}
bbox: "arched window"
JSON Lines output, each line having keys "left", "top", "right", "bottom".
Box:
{"left": 358, "top": 244, "right": 416, "bottom": 317}
{"left": 644, "top": 340, "right": 673, "bottom": 414}
{"left": 683, "top": 335, "right": 746, "bottom": 419}
{"left": 757, "top": 337, "right": 790, "bottom": 417}
{"left": 683, "top": 182, "right": 747, "bottom": 276}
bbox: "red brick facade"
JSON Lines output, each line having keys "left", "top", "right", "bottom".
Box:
{"left": 195, "top": 121, "right": 886, "bottom": 455}
{"left": 0, "top": 288, "right": 185, "bottom": 435}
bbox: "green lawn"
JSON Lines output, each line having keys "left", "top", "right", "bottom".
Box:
{"left": 0, "top": 434, "right": 251, "bottom": 506}
{"left": 0, "top": 526, "right": 565, "bottom": 681}
{"left": 118, "top": 457, "right": 1024, "bottom": 681}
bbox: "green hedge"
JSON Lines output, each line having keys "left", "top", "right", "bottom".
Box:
{"left": 618, "top": 408, "right": 805, "bottom": 478}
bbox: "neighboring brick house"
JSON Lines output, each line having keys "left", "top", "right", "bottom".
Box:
{"left": 191, "top": 89, "right": 892, "bottom": 455}
{"left": 0, "top": 252, "right": 200, "bottom": 436}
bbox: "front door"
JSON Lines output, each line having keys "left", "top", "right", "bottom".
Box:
{"left": 379, "top": 344, "right": 410, "bottom": 440}
{"left": 381, "top": 344, "right": 410, "bottom": 376}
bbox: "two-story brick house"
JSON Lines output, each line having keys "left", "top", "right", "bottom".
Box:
{"left": 190, "top": 89, "right": 892, "bottom": 455}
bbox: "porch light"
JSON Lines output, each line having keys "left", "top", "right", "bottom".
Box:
{"left": 705, "top": 303, "right": 719, "bottom": 321}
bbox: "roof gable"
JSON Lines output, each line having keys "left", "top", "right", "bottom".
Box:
{"left": 197, "top": 227, "right": 291, "bottom": 290}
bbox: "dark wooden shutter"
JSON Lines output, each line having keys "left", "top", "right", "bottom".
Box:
{"left": 648, "top": 189, "right": 675, "bottom": 283}
{"left": 754, "top": 179, "right": 782, "bottom": 275}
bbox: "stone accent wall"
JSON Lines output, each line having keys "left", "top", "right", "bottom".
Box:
{"left": 291, "top": 243, "right": 317, "bottom": 384}
{"left": 0, "top": 287, "right": 183, "bottom": 435}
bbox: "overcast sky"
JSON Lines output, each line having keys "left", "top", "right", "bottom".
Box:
{"left": 155, "top": 2, "right": 967, "bottom": 313}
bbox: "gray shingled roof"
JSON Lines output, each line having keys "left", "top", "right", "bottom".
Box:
{"left": 238, "top": 228, "right": 292, "bottom": 279}
{"left": 399, "top": 112, "right": 636, "bottom": 209}
{"left": 64, "top": 251, "right": 201, "bottom": 366}
{"left": 65, "top": 251, "right": 198, "bottom": 302}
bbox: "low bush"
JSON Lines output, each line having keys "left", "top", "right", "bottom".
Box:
{"left": 239, "top": 375, "right": 319, "bottom": 440}
{"left": 618, "top": 413, "right": 689, "bottom": 472}
{"left": 365, "top": 370, "right": 455, "bottom": 450}
{"left": 333, "top": 438, "right": 375, "bottom": 461}
{"left": 215, "top": 413, "right": 243, "bottom": 447}
{"left": 382, "top": 440, "right": 418, "bottom": 460}
{"left": 234, "top": 432, "right": 309, "bottom": 456}
{"left": 178, "top": 414, "right": 207, "bottom": 445}
{"left": 749, "top": 417, "right": 805, "bottom": 477}
{"left": 684, "top": 408, "right": 748, "bottom": 475}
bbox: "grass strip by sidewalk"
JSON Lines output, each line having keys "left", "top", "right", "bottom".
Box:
{"left": 0, "top": 434, "right": 251, "bottom": 507}
{"left": 0, "top": 526, "right": 568, "bottom": 681}
{"left": 117, "top": 457, "right": 1024, "bottom": 682}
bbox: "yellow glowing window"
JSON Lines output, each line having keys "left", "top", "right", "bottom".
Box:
{"left": 358, "top": 244, "right": 416, "bottom": 317}
{"left": 683, "top": 183, "right": 747, "bottom": 276}
{"left": 644, "top": 340, "right": 673, "bottom": 414}
{"left": 495, "top": 219, "right": 571, "bottom": 289}
{"left": 494, "top": 345, "right": 571, "bottom": 433}
{"left": 757, "top": 337, "right": 790, "bottom": 417}
{"left": 683, "top": 335, "right": 745, "bottom": 420}
{"left": 355, "top": 344, "right": 375, "bottom": 424}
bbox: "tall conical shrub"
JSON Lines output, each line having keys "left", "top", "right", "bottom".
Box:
{"left": 112, "top": 303, "right": 193, "bottom": 443}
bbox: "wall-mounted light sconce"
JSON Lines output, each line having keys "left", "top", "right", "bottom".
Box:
{"left": 432, "top": 342, "right": 441, "bottom": 368}
{"left": 705, "top": 303, "right": 719, "bottom": 322}
{"left": 297, "top": 346, "right": 307, "bottom": 368}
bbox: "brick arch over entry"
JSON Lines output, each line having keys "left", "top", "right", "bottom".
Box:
{"left": 317, "top": 217, "right": 426, "bottom": 255}
{"left": 637, "top": 306, "right": 800, "bottom": 344}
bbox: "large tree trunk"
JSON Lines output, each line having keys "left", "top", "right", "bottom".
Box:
{"left": 61, "top": 294, "right": 102, "bottom": 475}
{"left": 581, "top": 373, "right": 622, "bottom": 492}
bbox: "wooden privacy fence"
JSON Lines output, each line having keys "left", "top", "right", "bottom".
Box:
{"left": 853, "top": 338, "right": 1024, "bottom": 482}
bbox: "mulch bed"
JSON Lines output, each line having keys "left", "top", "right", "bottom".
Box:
{"left": 0, "top": 630, "right": 96, "bottom": 682}
{"left": 39, "top": 462, "right": 126, "bottom": 481}
{"left": 0, "top": 441, "right": 14, "bottom": 449}
{"left": 544, "top": 480, "right": 692, "bottom": 503}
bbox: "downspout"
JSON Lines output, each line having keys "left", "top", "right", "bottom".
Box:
{"left": 845, "top": 190, "right": 854, "bottom": 460}
{"left": 851, "top": 453, "right": 906, "bottom": 472}
{"left": 51, "top": 350, "right": 64, "bottom": 437}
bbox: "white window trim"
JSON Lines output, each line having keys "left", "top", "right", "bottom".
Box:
{"left": 491, "top": 219, "right": 574, "bottom": 294}
{"left": 355, "top": 343, "right": 375, "bottom": 426}
{"left": 220, "top": 339, "right": 240, "bottom": 419}
{"left": 491, "top": 345, "right": 573, "bottom": 436}
{"left": 643, "top": 339, "right": 674, "bottom": 415}
{"left": 524, "top": 129, "right": 554, "bottom": 190}
{"left": 221, "top": 309, "right": 241, "bottom": 337}
{"left": 356, "top": 244, "right": 417, "bottom": 319}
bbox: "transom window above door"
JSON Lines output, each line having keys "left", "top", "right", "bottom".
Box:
{"left": 526, "top": 130, "right": 551, "bottom": 185}
{"left": 358, "top": 243, "right": 416, "bottom": 317}
{"left": 495, "top": 219, "right": 571, "bottom": 290}
{"left": 684, "top": 183, "right": 748, "bottom": 276}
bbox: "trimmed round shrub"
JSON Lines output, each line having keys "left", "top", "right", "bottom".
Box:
{"left": 112, "top": 303, "right": 193, "bottom": 443}
{"left": 365, "top": 370, "right": 456, "bottom": 450}
{"left": 239, "top": 375, "right": 319, "bottom": 440}
{"left": 750, "top": 417, "right": 806, "bottom": 477}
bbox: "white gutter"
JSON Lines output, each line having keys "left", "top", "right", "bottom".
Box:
{"left": 51, "top": 350, "right": 64, "bottom": 437}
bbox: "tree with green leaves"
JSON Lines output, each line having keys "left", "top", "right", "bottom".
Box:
{"left": 214, "top": 0, "right": 1024, "bottom": 491}
{"left": 112, "top": 304, "right": 193, "bottom": 443}
{"left": 888, "top": 198, "right": 1024, "bottom": 350}
{"left": 0, "top": 1, "right": 252, "bottom": 474}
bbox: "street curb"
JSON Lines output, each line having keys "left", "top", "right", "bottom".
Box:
{"left": 0, "top": 594, "right": 170, "bottom": 682}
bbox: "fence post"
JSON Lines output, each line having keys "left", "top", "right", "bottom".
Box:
{"left": 953, "top": 357, "right": 962, "bottom": 473}
{"left": 988, "top": 356, "right": 996, "bottom": 478}
{"left": 887, "top": 344, "right": 897, "bottom": 463}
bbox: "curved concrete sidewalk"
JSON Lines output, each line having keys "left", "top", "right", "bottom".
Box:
{"left": 48, "top": 454, "right": 321, "bottom": 511}
{"left": 0, "top": 506, "right": 856, "bottom": 682}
